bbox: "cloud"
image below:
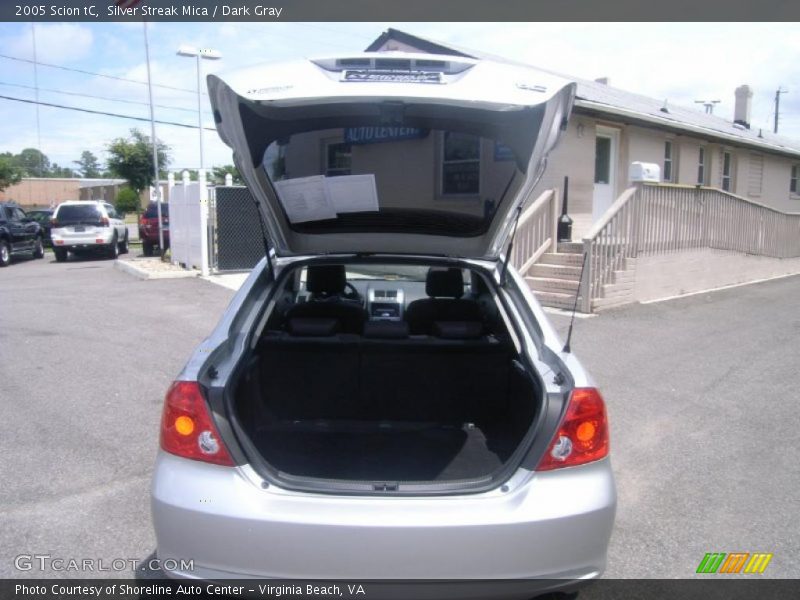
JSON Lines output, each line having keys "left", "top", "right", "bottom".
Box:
{"left": 6, "top": 23, "right": 94, "bottom": 63}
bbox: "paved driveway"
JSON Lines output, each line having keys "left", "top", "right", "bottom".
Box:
{"left": 1, "top": 255, "right": 798, "bottom": 579}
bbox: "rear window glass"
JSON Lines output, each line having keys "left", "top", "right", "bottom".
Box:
{"left": 55, "top": 205, "right": 101, "bottom": 222}
{"left": 144, "top": 203, "right": 169, "bottom": 218}
{"left": 259, "top": 123, "right": 528, "bottom": 238}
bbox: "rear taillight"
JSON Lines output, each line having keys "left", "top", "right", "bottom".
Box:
{"left": 159, "top": 381, "right": 234, "bottom": 466}
{"left": 536, "top": 387, "right": 609, "bottom": 471}
{"left": 101, "top": 217, "right": 110, "bottom": 226}
{"left": 51, "top": 218, "right": 59, "bottom": 227}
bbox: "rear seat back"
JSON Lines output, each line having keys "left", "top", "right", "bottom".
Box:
{"left": 258, "top": 319, "right": 510, "bottom": 424}
{"left": 258, "top": 325, "right": 361, "bottom": 420}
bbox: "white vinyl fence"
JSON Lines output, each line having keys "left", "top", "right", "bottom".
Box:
{"left": 168, "top": 170, "right": 211, "bottom": 275}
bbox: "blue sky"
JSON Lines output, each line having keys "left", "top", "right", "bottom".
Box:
{"left": 1, "top": 22, "right": 798, "bottom": 172}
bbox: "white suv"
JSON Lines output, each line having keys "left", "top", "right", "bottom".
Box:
{"left": 51, "top": 201, "right": 129, "bottom": 262}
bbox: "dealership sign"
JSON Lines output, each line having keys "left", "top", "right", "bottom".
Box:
{"left": 344, "top": 127, "right": 429, "bottom": 145}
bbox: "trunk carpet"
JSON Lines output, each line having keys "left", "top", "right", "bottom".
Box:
{"left": 252, "top": 421, "right": 505, "bottom": 482}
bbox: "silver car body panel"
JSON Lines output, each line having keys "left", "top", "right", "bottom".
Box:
{"left": 153, "top": 451, "right": 615, "bottom": 580}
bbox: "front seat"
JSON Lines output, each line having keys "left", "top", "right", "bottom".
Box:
{"left": 405, "top": 268, "right": 483, "bottom": 335}
{"left": 285, "top": 265, "right": 367, "bottom": 334}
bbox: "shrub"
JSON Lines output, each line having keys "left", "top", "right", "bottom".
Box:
{"left": 115, "top": 188, "right": 140, "bottom": 215}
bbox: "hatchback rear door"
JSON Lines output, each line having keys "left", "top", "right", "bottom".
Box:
{"left": 208, "top": 53, "right": 575, "bottom": 260}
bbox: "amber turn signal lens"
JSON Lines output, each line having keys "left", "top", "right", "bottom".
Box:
{"left": 174, "top": 415, "right": 195, "bottom": 436}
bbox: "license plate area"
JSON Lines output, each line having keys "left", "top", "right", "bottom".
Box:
{"left": 73, "top": 226, "right": 85, "bottom": 232}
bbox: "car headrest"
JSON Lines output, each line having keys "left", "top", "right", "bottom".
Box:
{"left": 363, "top": 320, "right": 409, "bottom": 340}
{"left": 306, "top": 265, "right": 346, "bottom": 296}
{"left": 426, "top": 268, "right": 464, "bottom": 298}
{"left": 288, "top": 317, "right": 339, "bottom": 337}
{"left": 432, "top": 321, "right": 484, "bottom": 340}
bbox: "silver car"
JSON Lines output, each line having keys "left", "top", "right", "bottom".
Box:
{"left": 151, "top": 52, "right": 616, "bottom": 591}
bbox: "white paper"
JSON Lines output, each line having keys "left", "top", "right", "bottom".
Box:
{"left": 326, "top": 174, "right": 380, "bottom": 214}
{"left": 274, "top": 176, "right": 337, "bottom": 223}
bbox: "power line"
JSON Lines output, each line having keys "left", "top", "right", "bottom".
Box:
{"left": 0, "top": 93, "right": 217, "bottom": 131}
{"left": 0, "top": 80, "right": 198, "bottom": 113}
{"left": 0, "top": 52, "right": 207, "bottom": 96}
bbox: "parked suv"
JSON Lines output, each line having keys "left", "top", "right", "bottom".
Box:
{"left": 50, "top": 201, "right": 129, "bottom": 262}
{"left": 151, "top": 53, "right": 615, "bottom": 591}
{"left": 0, "top": 201, "right": 45, "bottom": 266}
{"left": 139, "top": 202, "right": 169, "bottom": 256}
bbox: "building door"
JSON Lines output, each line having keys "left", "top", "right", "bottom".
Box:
{"left": 592, "top": 127, "right": 619, "bottom": 222}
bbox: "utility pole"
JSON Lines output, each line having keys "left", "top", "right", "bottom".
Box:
{"left": 774, "top": 88, "right": 787, "bottom": 134}
{"left": 143, "top": 22, "right": 165, "bottom": 256}
{"left": 31, "top": 24, "right": 44, "bottom": 176}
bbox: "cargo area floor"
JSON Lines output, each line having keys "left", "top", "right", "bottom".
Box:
{"left": 251, "top": 421, "right": 507, "bottom": 482}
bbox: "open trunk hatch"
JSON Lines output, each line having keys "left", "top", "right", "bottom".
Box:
{"left": 208, "top": 53, "right": 575, "bottom": 259}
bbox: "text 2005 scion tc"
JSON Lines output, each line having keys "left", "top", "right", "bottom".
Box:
{"left": 151, "top": 52, "right": 616, "bottom": 593}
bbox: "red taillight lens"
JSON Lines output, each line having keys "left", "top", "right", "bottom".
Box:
{"left": 101, "top": 217, "right": 110, "bottom": 226}
{"left": 159, "top": 381, "right": 234, "bottom": 466}
{"left": 51, "top": 218, "right": 59, "bottom": 227}
{"left": 536, "top": 387, "right": 609, "bottom": 471}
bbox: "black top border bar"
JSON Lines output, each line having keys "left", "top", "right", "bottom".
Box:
{"left": 2, "top": 0, "right": 798, "bottom": 22}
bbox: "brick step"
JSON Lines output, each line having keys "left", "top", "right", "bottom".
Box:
{"left": 557, "top": 242, "right": 583, "bottom": 254}
{"left": 539, "top": 252, "right": 584, "bottom": 267}
{"left": 534, "top": 290, "right": 581, "bottom": 310}
{"left": 526, "top": 276, "right": 580, "bottom": 294}
{"left": 529, "top": 263, "right": 582, "bottom": 281}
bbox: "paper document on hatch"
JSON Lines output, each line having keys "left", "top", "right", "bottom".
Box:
{"left": 274, "top": 176, "right": 337, "bottom": 223}
{"left": 327, "top": 174, "right": 380, "bottom": 214}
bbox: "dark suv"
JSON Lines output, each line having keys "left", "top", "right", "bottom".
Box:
{"left": 139, "top": 202, "right": 169, "bottom": 257}
{"left": 0, "top": 201, "right": 45, "bottom": 267}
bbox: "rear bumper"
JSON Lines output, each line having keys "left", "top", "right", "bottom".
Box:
{"left": 151, "top": 451, "right": 616, "bottom": 581}
{"left": 52, "top": 230, "right": 114, "bottom": 249}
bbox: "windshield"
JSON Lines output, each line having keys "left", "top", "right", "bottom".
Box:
{"left": 260, "top": 126, "right": 525, "bottom": 237}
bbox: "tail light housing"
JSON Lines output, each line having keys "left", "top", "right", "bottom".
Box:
{"left": 50, "top": 218, "right": 59, "bottom": 227}
{"left": 536, "top": 387, "right": 609, "bottom": 471}
{"left": 100, "top": 217, "right": 110, "bottom": 226}
{"left": 160, "top": 381, "right": 234, "bottom": 466}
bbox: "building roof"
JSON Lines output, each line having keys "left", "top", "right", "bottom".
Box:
{"left": 366, "top": 29, "right": 800, "bottom": 159}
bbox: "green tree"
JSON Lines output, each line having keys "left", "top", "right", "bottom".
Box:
{"left": 16, "top": 148, "right": 50, "bottom": 177}
{"left": 0, "top": 155, "right": 23, "bottom": 191}
{"left": 212, "top": 164, "right": 243, "bottom": 185}
{"left": 48, "top": 163, "right": 75, "bottom": 178}
{"left": 115, "top": 187, "right": 140, "bottom": 215}
{"left": 74, "top": 150, "right": 101, "bottom": 178}
{"left": 106, "top": 129, "right": 170, "bottom": 198}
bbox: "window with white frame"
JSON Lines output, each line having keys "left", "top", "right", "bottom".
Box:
{"left": 663, "top": 141, "right": 674, "bottom": 182}
{"left": 722, "top": 151, "right": 733, "bottom": 191}
{"left": 697, "top": 147, "right": 706, "bottom": 185}
{"left": 441, "top": 132, "right": 481, "bottom": 195}
{"left": 791, "top": 165, "right": 798, "bottom": 195}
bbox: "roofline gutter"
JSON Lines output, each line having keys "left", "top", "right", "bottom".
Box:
{"left": 574, "top": 99, "right": 800, "bottom": 160}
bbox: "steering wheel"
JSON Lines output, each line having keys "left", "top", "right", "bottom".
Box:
{"left": 341, "top": 282, "right": 362, "bottom": 303}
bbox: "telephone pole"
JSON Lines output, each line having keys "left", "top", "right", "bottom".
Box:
{"left": 774, "top": 88, "right": 787, "bottom": 134}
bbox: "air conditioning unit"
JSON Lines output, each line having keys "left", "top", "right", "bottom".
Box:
{"left": 629, "top": 161, "right": 660, "bottom": 183}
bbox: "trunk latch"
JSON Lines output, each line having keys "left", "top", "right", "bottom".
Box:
{"left": 373, "top": 482, "right": 398, "bottom": 492}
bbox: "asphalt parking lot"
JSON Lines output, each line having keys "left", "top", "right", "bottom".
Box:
{"left": 1, "top": 253, "right": 798, "bottom": 580}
